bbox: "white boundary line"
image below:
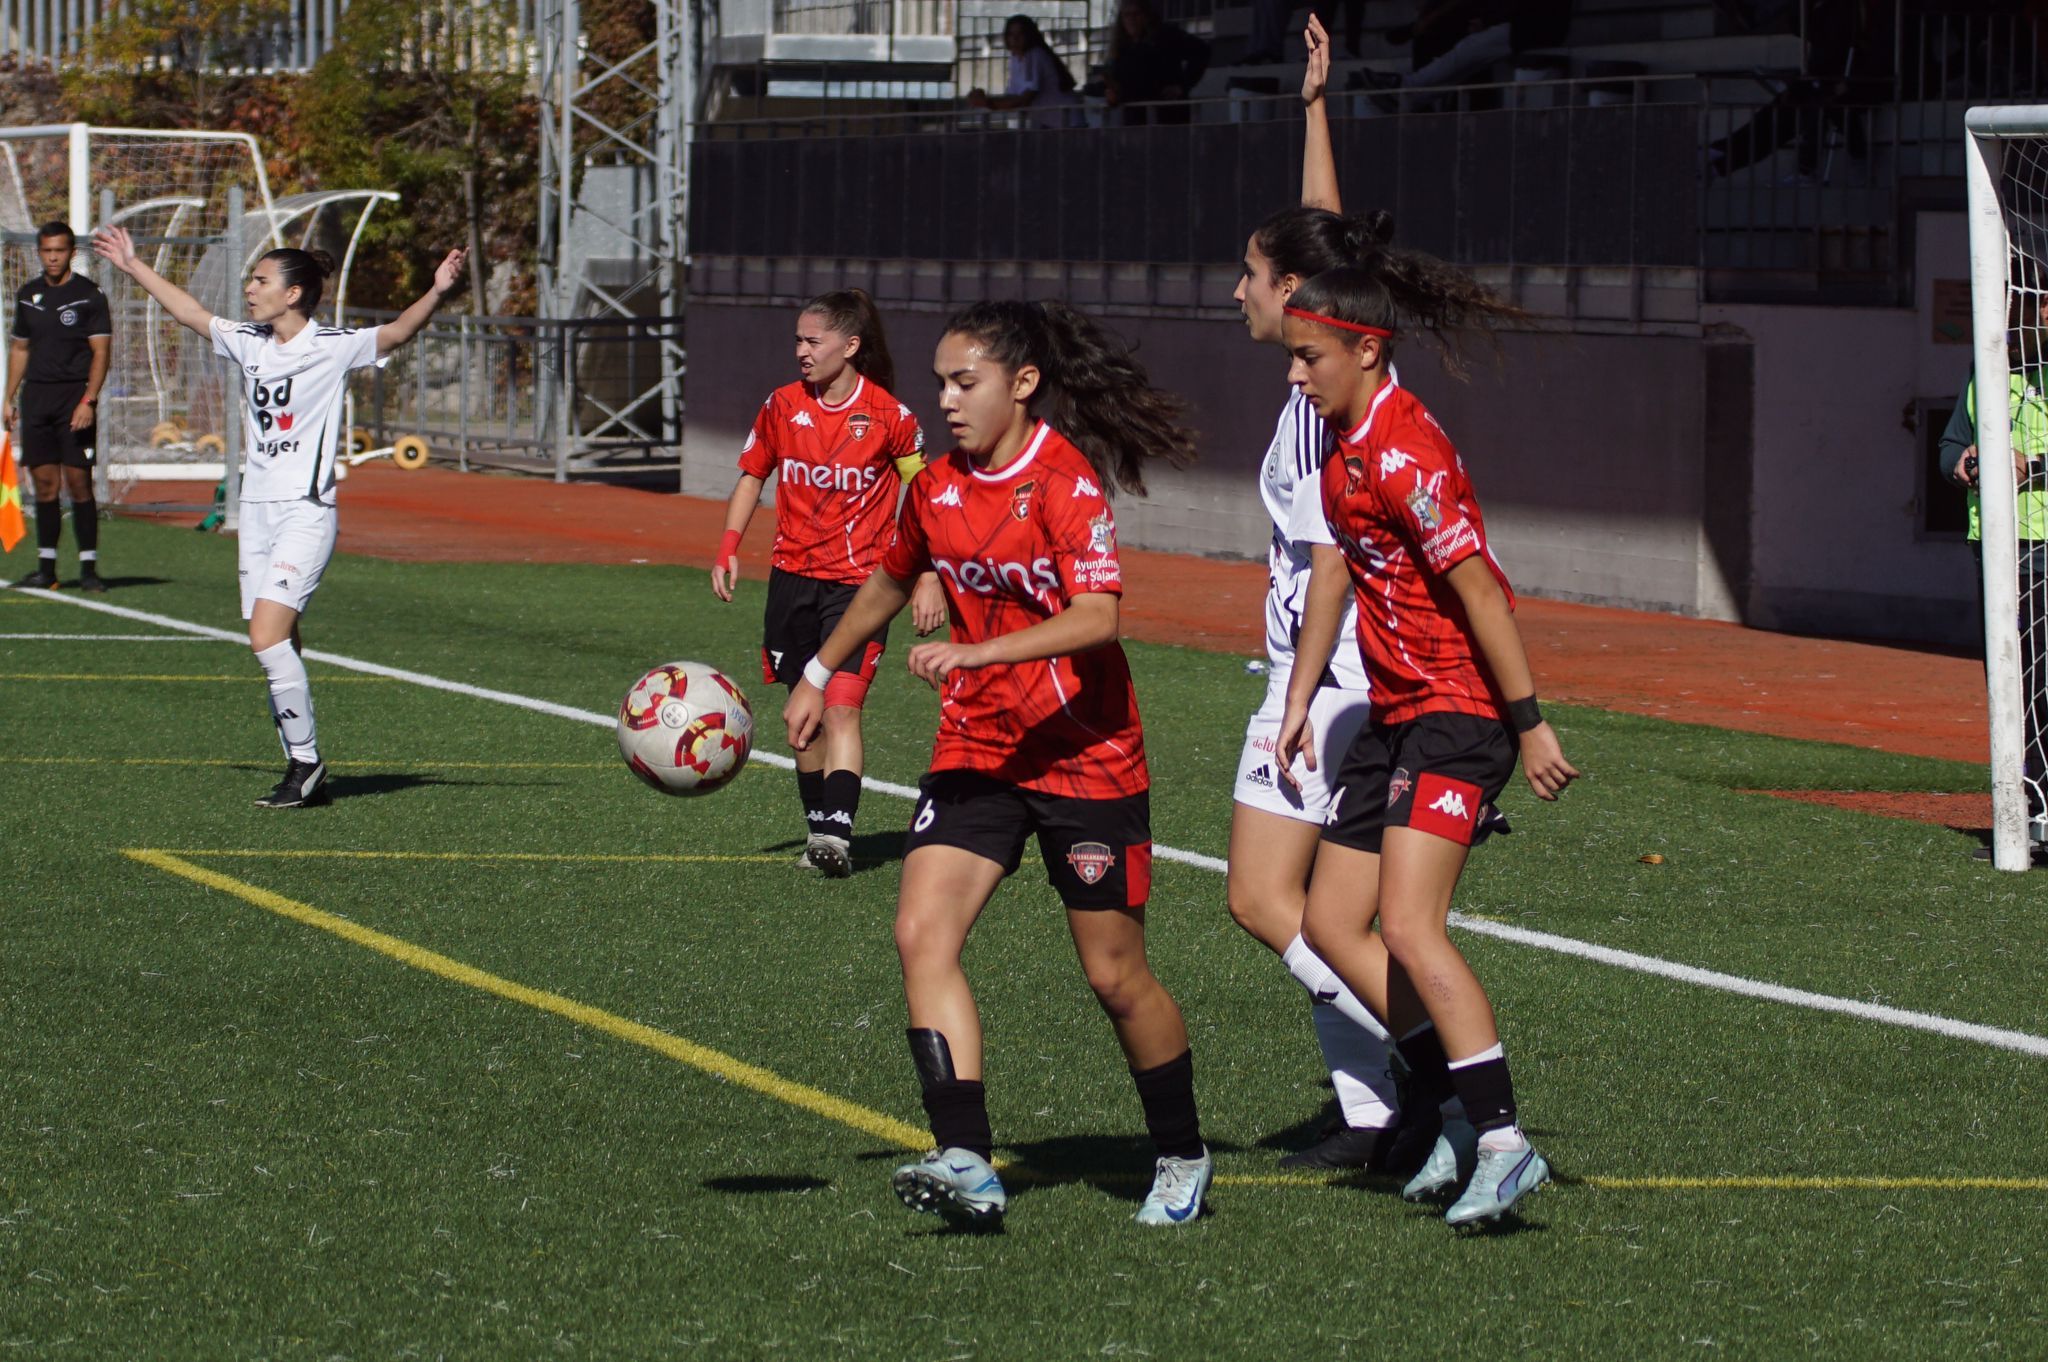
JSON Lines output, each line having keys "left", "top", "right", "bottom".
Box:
{"left": 0, "top": 632, "right": 221, "bottom": 641}
{"left": 11, "top": 579, "right": 2047, "bottom": 1062}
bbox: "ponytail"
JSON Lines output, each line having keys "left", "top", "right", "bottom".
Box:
{"left": 802, "top": 288, "right": 896, "bottom": 394}
{"left": 1287, "top": 240, "right": 1529, "bottom": 377}
{"left": 942, "top": 299, "right": 1196, "bottom": 497}
{"left": 1252, "top": 205, "right": 1394, "bottom": 283}
{"left": 261, "top": 247, "right": 336, "bottom": 317}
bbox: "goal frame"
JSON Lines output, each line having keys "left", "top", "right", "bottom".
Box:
{"left": 1965, "top": 106, "right": 2045, "bottom": 872}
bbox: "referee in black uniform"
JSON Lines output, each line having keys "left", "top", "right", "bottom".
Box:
{"left": 6, "top": 222, "right": 110, "bottom": 591}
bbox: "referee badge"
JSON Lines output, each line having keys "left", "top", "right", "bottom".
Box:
{"left": 1067, "top": 842, "right": 1116, "bottom": 885}
{"left": 59, "top": 307, "right": 78, "bottom": 326}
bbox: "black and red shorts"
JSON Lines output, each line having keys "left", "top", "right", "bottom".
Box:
{"left": 903, "top": 769, "right": 1153, "bottom": 911}
{"left": 17, "top": 381, "right": 95, "bottom": 469}
{"left": 761, "top": 567, "right": 888, "bottom": 706}
{"left": 1322, "top": 712, "right": 1516, "bottom": 854}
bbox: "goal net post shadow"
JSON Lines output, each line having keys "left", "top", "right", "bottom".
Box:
{"left": 1966, "top": 105, "right": 2048, "bottom": 873}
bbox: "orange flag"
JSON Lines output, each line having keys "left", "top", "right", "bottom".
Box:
{"left": 0, "top": 431, "right": 23, "bottom": 554}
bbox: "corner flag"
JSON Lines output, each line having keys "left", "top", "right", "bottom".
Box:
{"left": 0, "top": 432, "right": 23, "bottom": 553}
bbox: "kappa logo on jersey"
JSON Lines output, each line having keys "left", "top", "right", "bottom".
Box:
{"left": 790, "top": 411, "right": 815, "bottom": 428}
{"left": 1409, "top": 773, "right": 1483, "bottom": 845}
{"left": 931, "top": 554, "right": 1061, "bottom": 596}
{"left": 1429, "top": 788, "right": 1469, "bottom": 819}
{"left": 1066, "top": 841, "right": 1116, "bottom": 885}
{"left": 1074, "top": 475, "right": 1100, "bottom": 499}
{"left": 1380, "top": 449, "right": 1416, "bottom": 479}
{"left": 848, "top": 412, "right": 872, "bottom": 441}
{"left": 931, "top": 483, "right": 964, "bottom": 508}
{"left": 1011, "top": 480, "right": 1036, "bottom": 522}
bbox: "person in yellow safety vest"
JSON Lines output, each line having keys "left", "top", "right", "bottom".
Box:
{"left": 1943, "top": 366, "right": 2048, "bottom": 851}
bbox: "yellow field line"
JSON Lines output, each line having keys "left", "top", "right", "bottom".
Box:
{"left": 117, "top": 849, "right": 2048, "bottom": 1199}
{"left": 0, "top": 672, "right": 394, "bottom": 683}
{"left": 136, "top": 847, "right": 789, "bottom": 864}
{"left": 1, "top": 755, "right": 612, "bottom": 770}
{"left": 124, "top": 850, "right": 931, "bottom": 1151}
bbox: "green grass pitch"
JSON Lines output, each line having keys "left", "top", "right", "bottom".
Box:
{"left": 3, "top": 521, "right": 2046, "bottom": 1359}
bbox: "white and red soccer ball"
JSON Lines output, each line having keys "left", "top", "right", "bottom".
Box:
{"left": 617, "top": 660, "right": 754, "bottom": 795}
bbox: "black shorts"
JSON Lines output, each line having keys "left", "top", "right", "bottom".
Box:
{"left": 1322, "top": 712, "right": 1517, "bottom": 854}
{"left": 903, "top": 769, "right": 1154, "bottom": 911}
{"left": 760, "top": 567, "right": 888, "bottom": 695}
{"left": 17, "top": 382, "right": 95, "bottom": 469}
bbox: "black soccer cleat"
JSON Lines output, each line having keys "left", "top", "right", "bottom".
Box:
{"left": 255, "top": 759, "right": 331, "bottom": 809}
{"left": 77, "top": 567, "right": 108, "bottom": 593}
{"left": 1278, "top": 1123, "right": 1391, "bottom": 1171}
{"left": 14, "top": 564, "right": 58, "bottom": 589}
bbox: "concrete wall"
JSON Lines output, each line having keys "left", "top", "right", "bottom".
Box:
{"left": 683, "top": 299, "right": 1728, "bottom": 618}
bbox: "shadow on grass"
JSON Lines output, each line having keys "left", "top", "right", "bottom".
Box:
{"left": 859, "top": 1133, "right": 1248, "bottom": 1208}
{"left": 701, "top": 1174, "right": 834, "bottom": 1195}
{"left": 324, "top": 772, "right": 519, "bottom": 801}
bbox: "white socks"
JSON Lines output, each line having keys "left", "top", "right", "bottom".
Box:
{"left": 1282, "top": 934, "right": 1399, "bottom": 1129}
{"left": 255, "top": 639, "right": 319, "bottom": 763}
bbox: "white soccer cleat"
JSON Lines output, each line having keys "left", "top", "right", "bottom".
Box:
{"left": 892, "top": 1148, "right": 1007, "bottom": 1228}
{"left": 1134, "top": 1149, "right": 1212, "bottom": 1226}
{"left": 1401, "top": 1116, "right": 1478, "bottom": 1201}
{"left": 806, "top": 832, "right": 852, "bottom": 878}
{"left": 1445, "top": 1136, "right": 1550, "bottom": 1227}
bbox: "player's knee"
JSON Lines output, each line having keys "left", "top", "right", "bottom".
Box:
{"left": 1376, "top": 910, "right": 1445, "bottom": 967}
{"left": 1081, "top": 955, "right": 1152, "bottom": 1020}
{"left": 893, "top": 909, "right": 956, "bottom": 971}
{"left": 822, "top": 704, "right": 862, "bottom": 736}
{"left": 1225, "top": 867, "right": 1298, "bottom": 944}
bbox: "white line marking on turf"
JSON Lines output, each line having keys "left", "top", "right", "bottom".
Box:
{"left": 0, "top": 632, "right": 219, "bottom": 641}
{"left": 17, "top": 579, "right": 2048, "bottom": 1061}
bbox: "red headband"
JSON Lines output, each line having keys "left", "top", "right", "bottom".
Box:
{"left": 1284, "top": 306, "right": 1392, "bottom": 338}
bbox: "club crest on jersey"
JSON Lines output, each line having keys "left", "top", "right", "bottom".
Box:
{"left": 848, "top": 412, "right": 872, "bottom": 441}
{"left": 1405, "top": 486, "right": 1442, "bottom": 531}
{"left": 1386, "top": 767, "right": 1412, "bottom": 806}
{"left": 1011, "top": 479, "right": 1036, "bottom": 521}
{"left": 1342, "top": 453, "right": 1366, "bottom": 496}
{"left": 1067, "top": 842, "right": 1116, "bottom": 885}
{"left": 1087, "top": 510, "right": 1114, "bottom": 557}
{"left": 59, "top": 307, "right": 78, "bottom": 326}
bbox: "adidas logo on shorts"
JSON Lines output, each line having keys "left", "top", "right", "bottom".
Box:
{"left": 1246, "top": 763, "right": 1274, "bottom": 788}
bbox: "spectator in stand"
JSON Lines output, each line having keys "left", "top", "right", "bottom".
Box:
{"left": 1103, "top": 0, "right": 1210, "bottom": 125}
{"left": 1706, "top": 0, "right": 1886, "bottom": 180}
{"left": 967, "top": 15, "right": 1082, "bottom": 128}
{"left": 1359, "top": 0, "right": 1573, "bottom": 96}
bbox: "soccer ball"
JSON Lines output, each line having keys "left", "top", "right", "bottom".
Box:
{"left": 617, "top": 660, "right": 754, "bottom": 795}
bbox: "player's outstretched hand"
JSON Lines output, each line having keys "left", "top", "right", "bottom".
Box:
{"left": 910, "top": 573, "right": 947, "bottom": 636}
{"left": 907, "top": 639, "right": 984, "bottom": 689}
{"left": 91, "top": 226, "right": 138, "bottom": 275}
{"left": 1274, "top": 698, "right": 1316, "bottom": 792}
{"left": 1520, "top": 722, "right": 1579, "bottom": 801}
{"left": 431, "top": 248, "right": 468, "bottom": 297}
{"left": 1302, "top": 13, "right": 1331, "bottom": 104}
{"left": 784, "top": 678, "right": 826, "bottom": 751}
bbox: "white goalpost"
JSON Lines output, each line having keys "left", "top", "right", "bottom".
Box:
{"left": 1965, "top": 106, "right": 2048, "bottom": 873}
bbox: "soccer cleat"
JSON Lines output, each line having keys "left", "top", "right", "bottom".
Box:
{"left": 77, "top": 567, "right": 108, "bottom": 593}
{"left": 892, "top": 1148, "right": 1007, "bottom": 1228}
{"left": 793, "top": 846, "right": 817, "bottom": 870}
{"left": 1401, "top": 1116, "right": 1478, "bottom": 1201}
{"left": 14, "top": 565, "right": 58, "bottom": 589}
{"left": 1278, "top": 1123, "right": 1390, "bottom": 1171}
{"left": 1134, "top": 1149, "right": 1212, "bottom": 1226}
{"left": 1379, "top": 1099, "right": 1445, "bottom": 1177}
{"left": 1445, "top": 1138, "right": 1551, "bottom": 1227}
{"left": 806, "top": 832, "right": 852, "bottom": 878}
{"left": 254, "top": 759, "right": 330, "bottom": 809}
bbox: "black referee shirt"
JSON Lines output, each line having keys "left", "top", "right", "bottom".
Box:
{"left": 11, "top": 273, "right": 110, "bottom": 385}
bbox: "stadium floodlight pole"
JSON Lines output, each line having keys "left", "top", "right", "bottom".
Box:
{"left": 1966, "top": 105, "right": 2034, "bottom": 873}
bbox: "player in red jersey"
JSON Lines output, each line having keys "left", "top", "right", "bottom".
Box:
{"left": 711, "top": 290, "right": 944, "bottom": 877}
{"left": 784, "top": 300, "right": 1211, "bottom": 1230}
{"left": 1276, "top": 261, "right": 1578, "bottom": 1227}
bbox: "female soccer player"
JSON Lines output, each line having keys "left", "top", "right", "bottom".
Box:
{"left": 1276, "top": 262, "right": 1578, "bottom": 1227}
{"left": 711, "top": 290, "right": 942, "bottom": 877}
{"left": 784, "top": 300, "right": 1208, "bottom": 1229}
{"left": 1225, "top": 14, "right": 1407, "bottom": 1173}
{"left": 91, "top": 226, "right": 465, "bottom": 808}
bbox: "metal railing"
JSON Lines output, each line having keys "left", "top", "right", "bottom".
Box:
{"left": 771, "top": 0, "right": 950, "bottom": 36}
{"left": 344, "top": 309, "right": 684, "bottom": 478}
{"left": 1897, "top": 2, "right": 2046, "bottom": 103}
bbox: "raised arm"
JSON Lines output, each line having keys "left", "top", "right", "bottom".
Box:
{"left": 91, "top": 226, "right": 215, "bottom": 337}
{"left": 1301, "top": 14, "right": 1341, "bottom": 212}
{"left": 374, "top": 249, "right": 468, "bottom": 358}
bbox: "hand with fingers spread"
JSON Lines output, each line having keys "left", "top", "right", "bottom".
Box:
{"left": 90, "top": 225, "right": 140, "bottom": 276}
{"left": 1519, "top": 722, "right": 1579, "bottom": 801}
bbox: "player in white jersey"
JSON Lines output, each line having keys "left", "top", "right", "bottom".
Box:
{"left": 1223, "top": 19, "right": 1416, "bottom": 1172}
{"left": 92, "top": 226, "right": 466, "bottom": 807}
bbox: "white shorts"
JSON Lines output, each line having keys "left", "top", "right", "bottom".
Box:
{"left": 237, "top": 497, "right": 337, "bottom": 619}
{"left": 1234, "top": 670, "right": 1372, "bottom": 822}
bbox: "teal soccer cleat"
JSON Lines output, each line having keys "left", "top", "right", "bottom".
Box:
{"left": 1445, "top": 1139, "right": 1551, "bottom": 1227}
{"left": 892, "top": 1148, "right": 1007, "bottom": 1228}
{"left": 1401, "top": 1116, "right": 1478, "bottom": 1201}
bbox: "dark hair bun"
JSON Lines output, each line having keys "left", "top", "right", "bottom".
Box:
{"left": 1358, "top": 209, "right": 1396, "bottom": 248}
{"left": 309, "top": 249, "right": 337, "bottom": 277}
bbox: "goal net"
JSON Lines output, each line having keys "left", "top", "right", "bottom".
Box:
{"left": 0, "top": 125, "right": 278, "bottom": 504}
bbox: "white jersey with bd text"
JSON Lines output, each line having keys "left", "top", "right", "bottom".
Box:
{"left": 210, "top": 317, "right": 385, "bottom": 505}
{"left": 1261, "top": 387, "right": 1368, "bottom": 693}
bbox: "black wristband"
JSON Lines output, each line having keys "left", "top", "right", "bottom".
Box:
{"left": 1505, "top": 696, "right": 1543, "bottom": 734}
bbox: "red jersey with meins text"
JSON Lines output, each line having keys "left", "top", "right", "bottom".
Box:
{"left": 880, "top": 423, "right": 1147, "bottom": 799}
{"left": 1320, "top": 377, "right": 1514, "bottom": 727}
{"left": 739, "top": 376, "right": 924, "bottom": 584}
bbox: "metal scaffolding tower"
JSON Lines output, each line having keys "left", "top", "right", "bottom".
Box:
{"left": 535, "top": 0, "right": 697, "bottom": 479}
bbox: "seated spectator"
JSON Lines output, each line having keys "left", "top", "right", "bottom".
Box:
{"left": 966, "top": 15, "right": 1082, "bottom": 128}
{"left": 1103, "top": 0, "right": 1211, "bottom": 125}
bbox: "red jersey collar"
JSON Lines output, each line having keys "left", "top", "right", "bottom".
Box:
{"left": 972, "top": 421, "right": 1051, "bottom": 483}
{"left": 811, "top": 375, "right": 865, "bottom": 412}
{"left": 1338, "top": 375, "right": 1400, "bottom": 447}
